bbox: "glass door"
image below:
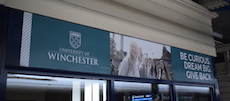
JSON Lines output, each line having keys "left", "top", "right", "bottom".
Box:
{"left": 175, "top": 85, "right": 212, "bottom": 101}
{"left": 6, "top": 73, "right": 107, "bottom": 101}
{"left": 114, "top": 81, "right": 171, "bottom": 101}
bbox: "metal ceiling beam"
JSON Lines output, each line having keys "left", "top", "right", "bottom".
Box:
{"left": 196, "top": 0, "right": 229, "bottom": 10}
{"left": 216, "top": 43, "right": 230, "bottom": 53}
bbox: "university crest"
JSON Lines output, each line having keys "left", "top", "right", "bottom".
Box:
{"left": 69, "top": 31, "right": 81, "bottom": 49}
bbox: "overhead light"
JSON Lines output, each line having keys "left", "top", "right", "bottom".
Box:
{"left": 8, "top": 74, "right": 56, "bottom": 81}
{"left": 213, "top": 32, "right": 223, "bottom": 38}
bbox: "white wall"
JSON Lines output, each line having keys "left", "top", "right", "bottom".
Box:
{"left": 0, "top": 0, "right": 4, "bottom": 5}
{"left": 2, "top": 0, "right": 218, "bottom": 56}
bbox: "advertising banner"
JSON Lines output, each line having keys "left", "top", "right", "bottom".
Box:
{"left": 110, "top": 33, "right": 172, "bottom": 80}
{"left": 21, "top": 13, "right": 110, "bottom": 74}
{"left": 20, "top": 12, "right": 215, "bottom": 83}
{"left": 110, "top": 33, "right": 214, "bottom": 83}
{"left": 171, "top": 47, "right": 214, "bottom": 83}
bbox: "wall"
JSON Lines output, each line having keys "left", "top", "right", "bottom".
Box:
{"left": 0, "top": 0, "right": 218, "bottom": 56}
{"left": 215, "top": 46, "right": 230, "bottom": 101}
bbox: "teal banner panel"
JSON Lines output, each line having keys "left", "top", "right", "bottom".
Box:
{"left": 171, "top": 47, "right": 214, "bottom": 83}
{"left": 21, "top": 12, "right": 216, "bottom": 83}
{"left": 28, "top": 14, "right": 111, "bottom": 74}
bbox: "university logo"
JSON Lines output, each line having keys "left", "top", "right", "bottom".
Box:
{"left": 69, "top": 31, "right": 81, "bottom": 49}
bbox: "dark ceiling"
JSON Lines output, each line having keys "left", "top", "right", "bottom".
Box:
{"left": 192, "top": 0, "right": 230, "bottom": 46}
{"left": 192, "top": 0, "right": 230, "bottom": 63}
{"left": 213, "top": 8, "right": 230, "bottom": 44}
